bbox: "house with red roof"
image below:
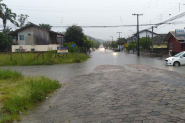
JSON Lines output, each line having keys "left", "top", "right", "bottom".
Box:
{"left": 164, "top": 31, "right": 185, "bottom": 56}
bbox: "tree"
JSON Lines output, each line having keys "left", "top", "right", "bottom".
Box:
{"left": 92, "top": 41, "right": 100, "bottom": 48}
{"left": 83, "top": 35, "right": 93, "bottom": 52}
{"left": 0, "top": 32, "right": 13, "bottom": 51}
{"left": 65, "top": 25, "right": 84, "bottom": 47}
{"left": 110, "top": 41, "right": 118, "bottom": 48}
{"left": 18, "top": 14, "right": 29, "bottom": 28}
{"left": 3, "top": 26, "right": 13, "bottom": 35}
{"left": 117, "top": 38, "right": 127, "bottom": 45}
{"left": 25, "top": 21, "right": 33, "bottom": 26}
{"left": 39, "top": 23, "right": 52, "bottom": 31}
{"left": 139, "top": 37, "right": 152, "bottom": 50}
{"left": 1, "top": 6, "right": 18, "bottom": 29}
{"left": 103, "top": 42, "right": 110, "bottom": 48}
{"left": 63, "top": 42, "right": 78, "bottom": 53}
{"left": 126, "top": 42, "right": 137, "bottom": 51}
{"left": 0, "top": 0, "right": 6, "bottom": 17}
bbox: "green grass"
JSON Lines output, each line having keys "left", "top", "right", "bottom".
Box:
{"left": 0, "top": 69, "right": 61, "bottom": 123}
{"left": 0, "top": 51, "right": 90, "bottom": 66}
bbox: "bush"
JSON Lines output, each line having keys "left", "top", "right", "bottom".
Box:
{"left": 0, "top": 70, "right": 61, "bottom": 122}
{"left": 63, "top": 42, "right": 78, "bottom": 53}
{"left": 0, "top": 69, "right": 23, "bottom": 80}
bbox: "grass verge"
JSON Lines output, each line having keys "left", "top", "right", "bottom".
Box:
{"left": 0, "top": 51, "right": 90, "bottom": 66}
{"left": 0, "top": 69, "right": 61, "bottom": 123}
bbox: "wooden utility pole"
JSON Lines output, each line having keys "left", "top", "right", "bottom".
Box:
{"left": 152, "top": 26, "right": 154, "bottom": 51}
{"left": 116, "top": 32, "right": 122, "bottom": 52}
{"left": 132, "top": 13, "right": 143, "bottom": 56}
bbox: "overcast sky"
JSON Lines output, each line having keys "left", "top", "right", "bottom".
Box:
{"left": 2, "top": 0, "right": 185, "bottom": 41}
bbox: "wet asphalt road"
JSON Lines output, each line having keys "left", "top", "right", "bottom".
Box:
{"left": 0, "top": 50, "right": 184, "bottom": 83}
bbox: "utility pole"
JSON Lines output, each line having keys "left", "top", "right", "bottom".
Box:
{"left": 146, "top": 30, "right": 147, "bottom": 51}
{"left": 132, "top": 13, "right": 143, "bottom": 56}
{"left": 117, "top": 32, "right": 122, "bottom": 52}
{"left": 152, "top": 26, "right": 154, "bottom": 51}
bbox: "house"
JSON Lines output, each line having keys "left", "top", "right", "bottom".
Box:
{"left": 164, "top": 31, "right": 185, "bottom": 56}
{"left": 153, "top": 34, "right": 168, "bottom": 54}
{"left": 127, "top": 29, "right": 162, "bottom": 44}
{"left": 9, "top": 23, "right": 65, "bottom": 52}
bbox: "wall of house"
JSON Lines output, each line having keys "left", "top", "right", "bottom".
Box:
{"left": 18, "top": 31, "right": 34, "bottom": 45}
{"left": 168, "top": 36, "right": 182, "bottom": 52}
{"left": 127, "top": 31, "right": 159, "bottom": 44}
{"left": 12, "top": 44, "right": 61, "bottom": 52}
{"left": 153, "top": 44, "right": 167, "bottom": 48}
{"left": 182, "top": 44, "right": 185, "bottom": 51}
{"left": 18, "top": 27, "right": 50, "bottom": 45}
{"left": 33, "top": 27, "right": 50, "bottom": 45}
{"left": 139, "top": 31, "right": 158, "bottom": 38}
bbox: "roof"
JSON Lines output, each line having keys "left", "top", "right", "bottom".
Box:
{"left": 8, "top": 23, "right": 65, "bottom": 36}
{"left": 158, "top": 34, "right": 167, "bottom": 38}
{"left": 139, "top": 29, "right": 162, "bottom": 36}
{"left": 127, "top": 29, "right": 162, "bottom": 39}
{"left": 164, "top": 31, "right": 185, "bottom": 43}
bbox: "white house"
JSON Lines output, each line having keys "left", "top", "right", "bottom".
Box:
{"left": 9, "top": 23, "right": 65, "bottom": 52}
{"left": 127, "top": 29, "right": 162, "bottom": 44}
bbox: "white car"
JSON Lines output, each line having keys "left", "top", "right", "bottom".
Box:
{"left": 98, "top": 48, "right": 105, "bottom": 52}
{"left": 165, "top": 51, "right": 185, "bottom": 66}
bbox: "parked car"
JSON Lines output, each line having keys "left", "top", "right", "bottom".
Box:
{"left": 114, "top": 49, "right": 120, "bottom": 52}
{"left": 165, "top": 51, "right": 185, "bottom": 66}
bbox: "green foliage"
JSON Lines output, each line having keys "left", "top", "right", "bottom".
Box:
{"left": 103, "top": 42, "right": 110, "bottom": 48}
{"left": 139, "top": 37, "right": 152, "bottom": 50}
{"left": 65, "top": 25, "right": 84, "bottom": 47}
{"left": 0, "top": 32, "right": 13, "bottom": 52}
{"left": 92, "top": 41, "right": 100, "bottom": 48}
{"left": 63, "top": 42, "right": 79, "bottom": 53}
{"left": 0, "top": 69, "right": 23, "bottom": 80}
{"left": 0, "top": 51, "right": 89, "bottom": 66}
{"left": 0, "top": 0, "right": 6, "bottom": 18}
{"left": 126, "top": 42, "right": 137, "bottom": 51}
{"left": 18, "top": 14, "right": 29, "bottom": 28}
{"left": 1, "top": 6, "right": 18, "bottom": 29}
{"left": 83, "top": 35, "right": 93, "bottom": 49}
{"left": 0, "top": 69, "right": 61, "bottom": 122}
{"left": 117, "top": 38, "right": 127, "bottom": 45}
{"left": 110, "top": 41, "right": 118, "bottom": 48}
{"left": 39, "top": 23, "right": 52, "bottom": 31}
{"left": 2, "top": 26, "right": 13, "bottom": 35}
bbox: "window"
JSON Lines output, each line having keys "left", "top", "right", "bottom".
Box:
{"left": 15, "top": 49, "right": 20, "bottom": 52}
{"left": 31, "top": 48, "right": 35, "bottom": 52}
{"left": 28, "top": 34, "right": 31, "bottom": 36}
{"left": 183, "top": 53, "right": 185, "bottom": 57}
{"left": 170, "top": 43, "right": 173, "bottom": 49}
{"left": 19, "top": 35, "right": 24, "bottom": 40}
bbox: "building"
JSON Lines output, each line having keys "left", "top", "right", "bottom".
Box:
{"left": 153, "top": 34, "right": 168, "bottom": 54}
{"left": 9, "top": 23, "right": 65, "bottom": 52}
{"left": 127, "top": 29, "right": 162, "bottom": 44}
{"left": 164, "top": 31, "right": 185, "bottom": 56}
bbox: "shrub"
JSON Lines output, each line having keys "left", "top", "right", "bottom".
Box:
{"left": 0, "top": 69, "right": 23, "bottom": 80}
{"left": 63, "top": 42, "right": 78, "bottom": 53}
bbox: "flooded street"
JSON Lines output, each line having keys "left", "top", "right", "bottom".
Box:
{"left": 0, "top": 50, "right": 184, "bottom": 83}
{"left": 1, "top": 50, "right": 185, "bottom": 123}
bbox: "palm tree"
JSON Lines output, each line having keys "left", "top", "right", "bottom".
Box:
{"left": 0, "top": 0, "right": 6, "bottom": 17}
{"left": 1, "top": 6, "right": 18, "bottom": 29}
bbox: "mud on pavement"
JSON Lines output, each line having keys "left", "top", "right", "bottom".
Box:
{"left": 19, "top": 65, "right": 185, "bottom": 123}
